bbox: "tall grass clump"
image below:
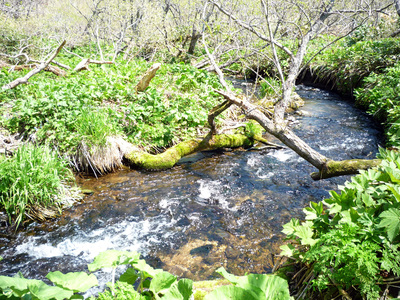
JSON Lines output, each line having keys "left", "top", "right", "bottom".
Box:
{"left": 0, "top": 144, "right": 75, "bottom": 228}
{"left": 72, "top": 108, "right": 132, "bottom": 175}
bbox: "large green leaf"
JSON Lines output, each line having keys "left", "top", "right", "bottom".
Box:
{"left": 204, "top": 285, "right": 259, "bottom": 300}
{"left": 119, "top": 268, "right": 139, "bottom": 285}
{"left": 0, "top": 276, "right": 41, "bottom": 297}
{"left": 280, "top": 244, "right": 295, "bottom": 257}
{"left": 237, "top": 274, "right": 291, "bottom": 300}
{"left": 88, "top": 250, "right": 141, "bottom": 271}
{"left": 162, "top": 279, "right": 193, "bottom": 300}
{"left": 294, "top": 222, "right": 317, "bottom": 246}
{"left": 281, "top": 219, "right": 300, "bottom": 236}
{"left": 215, "top": 267, "right": 239, "bottom": 285}
{"left": 46, "top": 271, "right": 98, "bottom": 293}
{"left": 28, "top": 281, "right": 73, "bottom": 300}
{"left": 379, "top": 208, "right": 400, "bottom": 242}
{"left": 132, "top": 259, "right": 163, "bottom": 279}
{"left": 150, "top": 271, "right": 177, "bottom": 295}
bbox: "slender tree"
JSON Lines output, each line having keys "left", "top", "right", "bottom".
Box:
{"left": 203, "top": 0, "right": 388, "bottom": 179}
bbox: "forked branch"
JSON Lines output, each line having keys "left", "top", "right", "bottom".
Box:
{"left": 2, "top": 40, "right": 67, "bottom": 90}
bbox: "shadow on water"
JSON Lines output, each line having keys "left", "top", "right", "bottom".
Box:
{"left": 0, "top": 84, "right": 382, "bottom": 294}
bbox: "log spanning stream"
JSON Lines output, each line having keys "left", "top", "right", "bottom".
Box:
{"left": 0, "top": 85, "right": 382, "bottom": 294}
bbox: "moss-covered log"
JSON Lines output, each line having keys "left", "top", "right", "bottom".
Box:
{"left": 124, "top": 133, "right": 254, "bottom": 170}
{"left": 311, "top": 159, "right": 382, "bottom": 180}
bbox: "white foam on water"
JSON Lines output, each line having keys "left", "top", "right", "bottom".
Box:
{"left": 14, "top": 216, "right": 176, "bottom": 262}
{"left": 198, "top": 180, "right": 212, "bottom": 199}
{"left": 320, "top": 145, "right": 337, "bottom": 151}
{"left": 247, "top": 156, "right": 258, "bottom": 167}
{"left": 256, "top": 171, "right": 274, "bottom": 179}
{"left": 267, "top": 149, "right": 296, "bottom": 162}
{"left": 197, "top": 179, "right": 237, "bottom": 211}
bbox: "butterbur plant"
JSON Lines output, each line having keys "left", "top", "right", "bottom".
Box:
{"left": 281, "top": 148, "right": 400, "bottom": 299}
{"left": 0, "top": 250, "right": 194, "bottom": 300}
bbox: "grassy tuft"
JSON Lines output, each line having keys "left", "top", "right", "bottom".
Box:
{"left": 0, "top": 143, "right": 76, "bottom": 228}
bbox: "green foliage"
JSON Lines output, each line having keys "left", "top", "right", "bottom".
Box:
{"left": 312, "top": 39, "right": 400, "bottom": 95}
{"left": 0, "top": 249, "right": 293, "bottom": 300}
{"left": 259, "top": 77, "right": 282, "bottom": 98}
{"left": 281, "top": 149, "right": 400, "bottom": 299}
{"left": 0, "top": 274, "right": 75, "bottom": 300}
{"left": 206, "top": 267, "right": 292, "bottom": 300}
{"left": 46, "top": 271, "right": 98, "bottom": 293}
{"left": 0, "top": 143, "right": 75, "bottom": 228}
{"left": 0, "top": 55, "right": 222, "bottom": 153}
{"left": 355, "top": 63, "right": 400, "bottom": 147}
{"left": 74, "top": 108, "right": 121, "bottom": 147}
{"left": 95, "top": 281, "right": 146, "bottom": 300}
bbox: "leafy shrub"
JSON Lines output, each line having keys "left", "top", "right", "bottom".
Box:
{"left": 259, "top": 77, "right": 281, "bottom": 98}
{"left": 281, "top": 149, "right": 400, "bottom": 299}
{"left": 355, "top": 63, "right": 400, "bottom": 147}
{"left": 0, "top": 249, "right": 292, "bottom": 300}
{"left": 75, "top": 107, "right": 121, "bottom": 147}
{"left": 0, "top": 250, "right": 193, "bottom": 300}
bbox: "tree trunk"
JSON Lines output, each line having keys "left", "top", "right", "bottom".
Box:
{"left": 214, "top": 89, "right": 381, "bottom": 180}
{"left": 124, "top": 133, "right": 255, "bottom": 170}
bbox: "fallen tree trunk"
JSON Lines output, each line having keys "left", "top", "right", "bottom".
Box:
{"left": 124, "top": 133, "right": 255, "bottom": 170}
{"left": 73, "top": 58, "right": 114, "bottom": 72}
{"left": 0, "top": 60, "right": 67, "bottom": 76}
{"left": 214, "top": 89, "right": 382, "bottom": 180}
{"left": 2, "top": 40, "right": 66, "bottom": 90}
{"left": 311, "top": 159, "right": 382, "bottom": 180}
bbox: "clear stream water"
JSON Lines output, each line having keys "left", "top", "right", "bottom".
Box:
{"left": 0, "top": 85, "right": 382, "bottom": 295}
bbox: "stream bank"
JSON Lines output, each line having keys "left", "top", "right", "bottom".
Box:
{"left": 0, "top": 85, "right": 382, "bottom": 297}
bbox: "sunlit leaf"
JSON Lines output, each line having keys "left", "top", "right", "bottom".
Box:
{"left": 46, "top": 271, "right": 98, "bottom": 293}
{"left": 204, "top": 285, "right": 259, "bottom": 300}
{"left": 119, "top": 268, "right": 139, "bottom": 285}
{"left": 28, "top": 281, "right": 73, "bottom": 300}
{"left": 88, "top": 250, "right": 140, "bottom": 272}
{"left": 379, "top": 208, "right": 400, "bottom": 242}
{"left": 149, "top": 271, "right": 177, "bottom": 295}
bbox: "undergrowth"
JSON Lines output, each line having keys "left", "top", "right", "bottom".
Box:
{"left": 280, "top": 149, "right": 400, "bottom": 299}
{"left": 0, "top": 56, "right": 223, "bottom": 154}
{"left": 0, "top": 249, "right": 292, "bottom": 300}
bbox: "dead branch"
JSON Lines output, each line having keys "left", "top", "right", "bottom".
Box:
{"left": 2, "top": 40, "right": 66, "bottom": 91}
{"left": 135, "top": 63, "right": 161, "bottom": 92}
{"left": 73, "top": 58, "right": 114, "bottom": 72}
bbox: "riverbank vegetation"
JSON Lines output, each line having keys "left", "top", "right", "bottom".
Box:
{"left": 1, "top": 0, "right": 400, "bottom": 299}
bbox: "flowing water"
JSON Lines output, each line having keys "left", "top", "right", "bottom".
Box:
{"left": 0, "top": 85, "right": 382, "bottom": 295}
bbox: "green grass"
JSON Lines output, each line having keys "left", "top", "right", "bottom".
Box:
{"left": 0, "top": 144, "right": 74, "bottom": 228}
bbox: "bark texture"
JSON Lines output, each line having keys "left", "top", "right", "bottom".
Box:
{"left": 124, "top": 133, "right": 254, "bottom": 170}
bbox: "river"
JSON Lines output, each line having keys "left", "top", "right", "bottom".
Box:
{"left": 0, "top": 85, "right": 382, "bottom": 295}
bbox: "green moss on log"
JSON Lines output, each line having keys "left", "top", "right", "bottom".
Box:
{"left": 311, "top": 158, "right": 382, "bottom": 180}
{"left": 124, "top": 133, "right": 254, "bottom": 170}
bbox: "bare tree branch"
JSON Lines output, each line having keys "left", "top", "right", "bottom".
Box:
{"left": 2, "top": 40, "right": 67, "bottom": 91}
